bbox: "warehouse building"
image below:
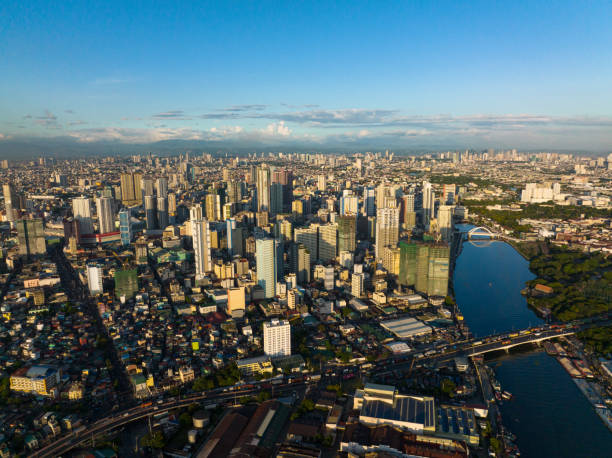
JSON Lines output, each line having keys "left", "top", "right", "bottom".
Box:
{"left": 379, "top": 317, "right": 431, "bottom": 339}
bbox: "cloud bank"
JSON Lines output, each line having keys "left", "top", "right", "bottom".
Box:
{"left": 1, "top": 108, "right": 611, "bottom": 156}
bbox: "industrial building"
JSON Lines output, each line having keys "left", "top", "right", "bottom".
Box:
{"left": 354, "top": 383, "right": 436, "bottom": 434}
{"left": 380, "top": 317, "right": 432, "bottom": 339}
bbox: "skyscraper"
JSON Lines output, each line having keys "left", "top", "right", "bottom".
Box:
{"left": 96, "top": 196, "right": 115, "bottom": 234}
{"left": 263, "top": 319, "right": 291, "bottom": 357}
{"left": 375, "top": 206, "right": 399, "bottom": 259}
{"left": 226, "top": 218, "right": 237, "bottom": 256}
{"left": 3, "top": 183, "right": 18, "bottom": 222}
{"left": 72, "top": 197, "right": 94, "bottom": 234}
{"left": 16, "top": 219, "right": 46, "bottom": 256}
{"left": 120, "top": 172, "right": 143, "bottom": 205}
{"left": 398, "top": 241, "right": 449, "bottom": 297}
{"left": 340, "top": 194, "right": 359, "bottom": 215}
{"left": 205, "top": 193, "right": 221, "bottom": 221}
{"left": 271, "top": 169, "right": 293, "bottom": 212}
{"left": 437, "top": 205, "right": 455, "bottom": 242}
{"left": 144, "top": 195, "right": 157, "bottom": 230}
{"left": 256, "top": 237, "right": 278, "bottom": 298}
{"left": 157, "top": 196, "right": 169, "bottom": 229}
{"left": 119, "top": 209, "right": 132, "bottom": 246}
{"left": 156, "top": 177, "right": 168, "bottom": 199}
{"left": 294, "top": 225, "right": 318, "bottom": 265}
{"left": 363, "top": 186, "right": 375, "bottom": 217}
{"left": 400, "top": 194, "right": 416, "bottom": 229}
{"left": 422, "top": 181, "right": 434, "bottom": 227}
{"left": 256, "top": 164, "right": 271, "bottom": 212}
{"left": 270, "top": 182, "right": 283, "bottom": 215}
{"left": 317, "top": 223, "right": 337, "bottom": 262}
{"left": 337, "top": 215, "right": 356, "bottom": 253}
{"left": 142, "top": 178, "right": 155, "bottom": 199}
{"left": 191, "top": 208, "right": 212, "bottom": 278}
{"left": 290, "top": 243, "right": 310, "bottom": 285}
{"left": 120, "top": 173, "right": 136, "bottom": 204}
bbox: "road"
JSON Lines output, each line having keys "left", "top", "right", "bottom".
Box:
{"left": 31, "top": 381, "right": 308, "bottom": 458}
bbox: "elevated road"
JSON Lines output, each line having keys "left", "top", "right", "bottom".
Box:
{"left": 31, "top": 381, "right": 309, "bottom": 458}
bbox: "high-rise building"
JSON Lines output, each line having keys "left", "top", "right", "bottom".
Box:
{"left": 375, "top": 206, "right": 399, "bottom": 259}
{"left": 144, "top": 195, "right": 157, "bottom": 230}
{"left": 317, "top": 175, "right": 326, "bottom": 191}
{"left": 317, "top": 223, "right": 337, "bottom": 262}
{"left": 383, "top": 246, "right": 401, "bottom": 275}
{"left": 442, "top": 184, "right": 456, "bottom": 204}
{"left": 96, "top": 196, "right": 115, "bottom": 234}
{"left": 72, "top": 197, "right": 94, "bottom": 234}
{"left": 263, "top": 319, "right": 291, "bottom": 357}
{"left": 120, "top": 173, "right": 136, "bottom": 204}
{"left": 157, "top": 196, "right": 169, "bottom": 229}
{"left": 120, "top": 172, "right": 143, "bottom": 205}
{"left": 271, "top": 169, "right": 293, "bottom": 212}
{"left": 363, "top": 187, "right": 375, "bottom": 217}
{"left": 86, "top": 265, "right": 103, "bottom": 295}
{"left": 277, "top": 219, "right": 293, "bottom": 243}
{"left": 256, "top": 237, "right": 278, "bottom": 298}
{"left": 226, "top": 181, "right": 244, "bottom": 204}
{"left": 3, "top": 183, "right": 18, "bottom": 222}
{"left": 352, "top": 271, "right": 364, "bottom": 298}
{"left": 156, "top": 177, "right": 168, "bottom": 199}
{"left": 226, "top": 218, "right": 237, "bottom": 256}
{"left": 256, "top": 165, "right": 271, "bottom": 212}
{"left": 142, "top": 178, "right": 155, "bottom": 199}
{"left": 340, "top": 194, "right": 359, "bottom": 215}
{"left": 191, "top": 209, "right": 212, "bottom": 278}
{"left": 337, "top": 215, "right": 356, "bottom": 253}
{"left": 119, "top": 210, "right": 132, "bottom": 246}
{"left": 294, "top": 225, "right": 318, "bottom": 265}
{"left": 291, "top": 243, "right": 310, "bottom": 285}
{"left": 422, "top": 181, "right": 434, "bottom": 227}
{"left": 400, "top": 194, "right": 416, "bottom": 229}
{"left": 205, "top": 193, "right": 221, "bottom": 221}
{"left": 270, "top": 182, "right": 283, "bottom": 215}
{"left": 437, "top": 205, "right": 455, "bottom": 242}
{"left": 399, "top": 241, "right": 449, "bottom": 297}
{"left": 376, "top": 183, "right": 397, "bottom": 209}
{"left": 16, "top": 219, "right": 46, "bottom": 256}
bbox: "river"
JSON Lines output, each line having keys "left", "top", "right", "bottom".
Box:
{"left": 453, "top": 228, "right": 612, "bottom": 457}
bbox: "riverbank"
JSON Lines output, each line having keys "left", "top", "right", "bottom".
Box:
{"left": 452, "top": 231, "right": 612, "bottom": 455}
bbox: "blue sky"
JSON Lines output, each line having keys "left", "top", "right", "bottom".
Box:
{"left": 1, "top": 0, "right": 612, "bottom": 152}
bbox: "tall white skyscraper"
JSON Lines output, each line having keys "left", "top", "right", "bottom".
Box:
{"left": 256, "top": 237, "right": 278, "bottom": 298}
{"left": 96, "top": 196, "right": 115, "bottom": 234}
{"left": 422, "top": 181, "right": 434, "bottom": 226}
{"left": 191, "top": 208, "right": 212, "bottom": 278}
{"left": 256, "top": 165, "right": 271, "bottom": 212}
{"left": 375, "top": 206, "right": 399, "bottom": 259}
{"left": 73, "top": 197, "right": 94, "bottom": 234}
{"left": 263, "top": 318, "right": 291, "bottom": 357}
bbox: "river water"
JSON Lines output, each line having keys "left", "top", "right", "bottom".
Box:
{"left": 453, "top": 229, "right": 612, "bottom": 457}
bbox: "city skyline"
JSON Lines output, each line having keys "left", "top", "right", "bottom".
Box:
{"left": 2, "top": 1, "right": 612, "bottom": 155}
